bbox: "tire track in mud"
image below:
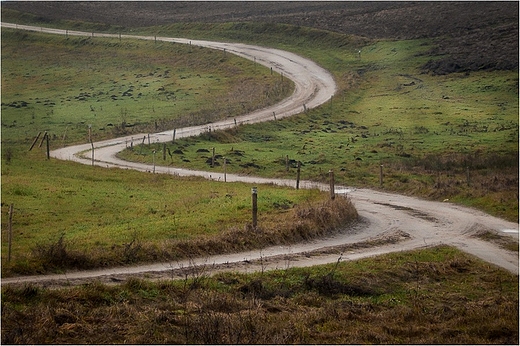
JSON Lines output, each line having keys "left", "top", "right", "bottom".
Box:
{"left": 1, "top": 23, "right": 517, "bottom": 286}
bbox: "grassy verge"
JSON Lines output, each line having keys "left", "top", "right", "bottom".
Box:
{"left": 1, "top": 149, "right": 356, "bottom": 276}
{"left": 2, "top": 245, "right": 517, "bottom": 344}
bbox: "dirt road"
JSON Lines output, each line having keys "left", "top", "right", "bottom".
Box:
{"left": 1, "top": 23, "right": 517, "bottom": 286}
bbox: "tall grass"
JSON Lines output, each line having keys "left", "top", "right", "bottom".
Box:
{"left": 2, "top": 246, "right": 517, "bottom": 344}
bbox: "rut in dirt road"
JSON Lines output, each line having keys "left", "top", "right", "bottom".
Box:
{"left": 1, "top": 23, "right": 517, "bottom": 286}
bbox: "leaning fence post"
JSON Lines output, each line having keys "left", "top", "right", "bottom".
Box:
{"left": 29, "top": 132, "right": 42, "bottom": 151}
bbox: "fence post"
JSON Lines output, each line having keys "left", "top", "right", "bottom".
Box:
{"left": 329, "top": 169, "right": 335, "bottom": 200}
{"left": 211, "top": 147, "right": 215, "bottom": 168}
{"left": 224, "top": 157, "right": 227, "bottom": 182}
{"left": 285, "top": 155, "right": 289, "bottom": 172}
{"left": 380, "top": 164, "right": 383, "bottom": 186}
{"left": 163, "top": 143, "right": 166, "bottom": 161}
{"left": 296, "top": 161, "right": 301, "bottom": 189}
{"left": 29, "top": 132, "right": 42, "bottom": 151}
{"left": 466, "top": 166, "right": 470, "bottom": 186}
{"left": 252, "top": 187, "right": 258, "bottom": 230}
{"left": 90, "top": 140, "right": 94, "bottom": 165}
{"left": 39, "top": 131, "right": 47, "bottom": 148}
{"left": 153, "top": 150, "right": 156, "bottom": 174}
{"left": 172, "top": 129, "right": 176, "bottom": 143}
{"left": 8, "top": 204, "right": 14, "bottom": 262}
{"left": 46, "top": 133, "right": 50, "bottom": 160}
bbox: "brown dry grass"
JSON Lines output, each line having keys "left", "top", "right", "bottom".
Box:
{"left": 155, "top": 195, "right": 358, "bottom": 261}
{"left": 2, "top": 245, "right": 517, "bottom": 344}
{"left": 25, "top": 195, "right": 357, "bottom": 272}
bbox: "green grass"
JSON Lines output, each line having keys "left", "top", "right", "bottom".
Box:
{"left": 1, "top": 28, "right": 293, "bottom": 146}
{"left": 1, "top": 15, "right": 517, "bottom": 277}
{"left": 0, "top": 25, "right": 331, "bottom": 277}
{"left": 118, "top": 29, "right": 518, "bottom": 221}
{"left": 1, "top": 148, "right": 337, "bottom": 276}
{"left": 2, "top": 245, "right": 518, "bottom": 344}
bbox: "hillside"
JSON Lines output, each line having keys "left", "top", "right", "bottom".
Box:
{"left": 2, "top": 1, "right": 518, "bottom": 74}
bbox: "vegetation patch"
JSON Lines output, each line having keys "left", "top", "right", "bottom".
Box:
{"left": 1, "top": 148, "right": 356, "bottom": 276}
{"left": 1, "top": 28, "right": 293, "bottom": 146}
{"left": 121, "top": 33, "right": 518, "bottom": 221}
{"left": 2, "top": 246, "right": 517, "bottom": 344}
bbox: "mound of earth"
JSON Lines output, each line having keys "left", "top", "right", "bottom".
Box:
{"left": 2, "top": 1, "right": 518, "bottom": 74}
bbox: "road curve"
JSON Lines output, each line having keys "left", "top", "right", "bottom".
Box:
{"left": 1, "top": 23, "right": 517, "bottom": 286}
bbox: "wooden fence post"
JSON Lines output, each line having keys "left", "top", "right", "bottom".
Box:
{"left": 211, "top": 147, "right": 215, "bottom": 168}
{"left": 380, "top": 164, "right": 383, "bottom": 186}
{"left": 8, "top": 204, "right": 14, "bottom": 262}
{"left": 39, "top": 131, "right": 47, "bottom": 148}
{"left": 172, "top": 129, "right": 176, "bottom": 143}
{"left": 224, "top": 157, "right": 227, "bottom": 182}
{"left": 152, "top": 150, "right": 156, "bottom": 174}
{"left": 296, "top": 161, "right": 301, "bottom": 189}
{"left": 29, "top": 132, "right": 42, "bottom": 151}
{"left": 163, "top": 143, "right": 167, "bottom": 161}
{"left": 251, "top": 187, "right": 258, "bottom": 230}
{"left": 46, "top": 133, "right": 50, "bottom": 160}
{"left": 329, "top": 169, "right": 335, "bottom": 200}
{"left": 285, "top": 155, "right": 289, "bottom": 172}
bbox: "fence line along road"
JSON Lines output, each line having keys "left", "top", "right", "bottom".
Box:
{"left": 1, "top": 23, "right": 518, "bottom": 286}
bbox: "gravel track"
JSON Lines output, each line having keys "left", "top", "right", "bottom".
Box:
{"left": 1, "top": 23, "right": 517, "bottom": 287}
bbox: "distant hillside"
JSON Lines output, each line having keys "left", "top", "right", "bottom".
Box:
{"left": 2, "top": 1, "right": 518, "bottom": 73}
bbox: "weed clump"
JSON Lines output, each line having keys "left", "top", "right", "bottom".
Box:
{"left": 33, "top": 234, "right": 93, "bottom": 271}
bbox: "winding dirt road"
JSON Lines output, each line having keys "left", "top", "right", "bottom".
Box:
{"left": 1, "top": 23, "right": 518, "bottom": 286}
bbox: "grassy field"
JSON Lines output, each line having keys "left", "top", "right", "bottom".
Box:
{"left": 120, "top": 24, "right": 519, "bottom": 221}
{"left": 1, "top": 28, "right": 293, "bottom": 146}
{"left": 2, "top": 245, "right": 517, "bottom": 344}
{"left": 1, "top": 15, "right": 517, "bottom": 277}
{"left": 0, "top": 9, "right": 517, "bottom": 345}
{"left": 2, "top": 25, "right": 359, "bottom": 277}
{"left": 2, "top": 148, "right": 357, "bottom": 276}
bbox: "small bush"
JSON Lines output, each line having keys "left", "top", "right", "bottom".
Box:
{"left": 33, "top": 234, "right": 93, "bottom": 271}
